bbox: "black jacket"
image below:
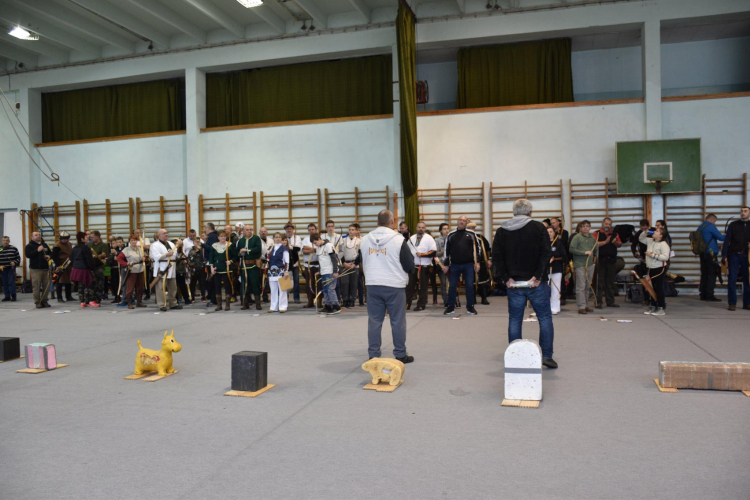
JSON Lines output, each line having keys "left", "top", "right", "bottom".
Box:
{"left": 24, "top": 240, "right": 52, "bottom": 270}
{"left": 492, "top": 220, "right": 551, "bottom": 283}
{"left": 71, "top": 243, "right": 94, "bottom": 270}
{"left": 444, "top": 228, "right": 481, "bottom": 266}
{"left": 202, "top": 231, "right": 219, "bottom": 262}
{"left": 724, "top": 220, "right": 750, "bottom": 256}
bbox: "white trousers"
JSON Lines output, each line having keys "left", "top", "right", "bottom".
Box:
{"left": 549, "top": 273, "right": 562, "bottom": 313}
{"left": 270, "top": 280, "right": 288, "bottom": 312}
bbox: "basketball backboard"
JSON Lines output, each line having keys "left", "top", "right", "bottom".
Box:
{"left": 616, "top": 139, "right": 701, "bottom": 194}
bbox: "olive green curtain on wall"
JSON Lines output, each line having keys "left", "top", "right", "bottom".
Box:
{"left": 42, "top": 79, "right": 183, "bottom": 143}
{"left": 456, "top": 39, "right": 574, "bottom": 109}
{"left": 396, "top": 2, "right": 418, "bottom": 233}
{"left": 206, "top": 55, "right": 393, "bottom": 127}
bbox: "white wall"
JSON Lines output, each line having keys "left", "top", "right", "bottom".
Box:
{"left": 661, "top": 36, "right": 750, "bottom": 96}
{"left": 572, "top": 36, "right": 750, "bottom": 101}
{"left": 572, "top": 46, "right": 643, "bottom": 101}
{"left": 37, "top": 134, "right": 187, "bottom": 205}
{"left": 416, "top": 62, "right": 458, "bottom": 111}
{"left": 202, "top": 118, "right": 397, "bottom": 197}
{"left": 662, "top": 96, "right": 750, "bottom": 179}
{"left": 0, "top": 90, "right": 28, "bottom": 211}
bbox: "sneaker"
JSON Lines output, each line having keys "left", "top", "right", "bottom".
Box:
{"left": 650, "top": 307, "right": 665, "bottom": 316}
{"left": 552, "top": 311, "right": 559, "bottom": 315}
{"left": 595, "top": 304, "right": 604, "bottom": 309}
{"left": 88, "top": 301, "right": 100, "bottom": 307}
{"left": 542, "top": 358, "right": 558, "bottom": 369}
{"left": 585, "top": 307, "right": 594, "bottom": 313}
{"left": 608, "top": 303, "right": 620, "bottom": 308}
{"left": 11, "top": 294, "right": 17, "bottom": 301}
{"left": 644, "top": 306, "right": 656, "bottom": 314}
{"left": 466, "top": 306, "right": 478, "bottom": 315}
{"left": 81, "top": 302, "right": 87, "bottom": 308}
{"left": 1, "top": 297, "right": 9, "bottom": 302}
{"left": 173, "top": 305, "right": 183, "bottom": 310}
{"left": 117, "top": 302, "right": 128, "bottom": 308}
{"left": 578, "top": 309, "right": 587, "bottom": 314}
{"left": 413, "top": 306, "right": 425, "bottom": 312}
{"left": 396, "top": 355, "right": 414, "bottom": 364}
{"left": 728, "top": 305, "right": 736, "bottom": 311}
{"left": 443, "top": 306, "right": 455, "bottom": 315}
{"left": 268, "top": 309, "right": 277, "bottom": 313}
{"left": 42, "top": 301, "right": 51, "bottom": 308}
{"left": 328, "top": 305, "right": 341, "bottom": 315}
{"left": 706, "top": 296, "right": 721, "bottom": 302}
{"left": 160, "top": 307, "right": 168, "bottom": 312}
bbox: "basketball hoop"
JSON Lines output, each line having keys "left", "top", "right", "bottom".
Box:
{"left": 648, "top": 179, "right": 672, "bottom": 194}
{"left": 644, "top": 162, "right": 673, "bottom": 194}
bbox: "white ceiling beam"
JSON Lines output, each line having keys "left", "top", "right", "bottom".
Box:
{"left": 0, "top": 1, "right": 100, "bottom": 55}
{"left": 347, "top": 0, "right": 371, "bottom": 23}
{"left": 0, "top": 35, "right": 69, "bottom": 61}
{"left": 16, "top": 0, "right": 134, "bottom": 52}
{"left": 293, "top": 0, "right": 327, "bottom": 29}
{"left": 251, "top": 5, "right": 286, "bottom": 35}
{"left": 456, "top": 0, "right": 466, "bottom": 14}
{"left": 67, "top": 0, "right": 172, "bottom": 49}
{"left": 0, "top": 40, "right": 38, "bottom": 65}
{"left": 182, "top": 0, "right": 245, "bottom": 38}
{"left": 128, "top": 0, "right": 207, "bottom": 44}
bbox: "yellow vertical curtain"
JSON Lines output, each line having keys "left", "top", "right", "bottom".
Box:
{"left": 206, "top": 55, "right": 393, "bottom": 127}
{"left": 396, "top": 2, "right": 419, "bottom": 233}
{"left": 42, "top": 79, "right": 183, "bottom": 143}
{"left": 456, "top": 39, "right": 574, "bottom": 109}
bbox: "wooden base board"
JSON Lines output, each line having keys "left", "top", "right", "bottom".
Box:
{"left": 0, "top": 355, "right": 24, "bottom": 364}
{"left": 125, "top": 370, "right": 179, "bottom": 382}
{"left": 224, "top": 384, "right": 275, "bottom": 398}
{"left": 501, "top": 399, "right": 540, "bottom": 409}
{"left": 654, "top": 378, "right": 679, "bottom": 393}
{"left": 743, "top": 391, "right": 750, "bottom": 397}
{"left": 16, "top": 363, "right": 68, "bottom": 374}
{"left": 363, "top": 380, "right": 404, "bottom": 392}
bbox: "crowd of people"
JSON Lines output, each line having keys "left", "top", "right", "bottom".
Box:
{"left": 1, "top": 205, "right": 748, "bottom": 319}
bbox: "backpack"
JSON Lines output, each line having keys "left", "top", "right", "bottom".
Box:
{"left": 689, "top": 223, "right": 711, "bottom": 255}
{"left": 21, "top": 279, "right": 33, "bottom": 293}
{"left": 627, "top": 284, "right": 645, "bottom": 304}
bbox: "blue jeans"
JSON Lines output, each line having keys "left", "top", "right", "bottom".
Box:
{"left": 507, "top": 282, "right": 554, "bottom": 359}
{"left": 321, "top": 274, "right": 338, "bottom": 306}
{"left": 448, "top": 263, "right": 475, "bottom": 307}
{"left": 366, "top": 285, "right": 407, "bottom": 359}
{"left": 292, "top": 267, "right": 300, "bottom": 301}
{"left": 2, "top": 266, "right": 17, "bottom": 296}
{"left": 727, "top": 253, "right": 750, "bottom": 307}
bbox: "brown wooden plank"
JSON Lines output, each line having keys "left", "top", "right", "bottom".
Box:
{"left": 417, "top": 98, "right": 644, "bottom": 118}
{"left": 36, "top": 130, "right": 186, "bottom": 148}
{"left": 201, "top": 114, "right": 393, "bottom": 133}
{"left": 224, "top": 384, "right": 276, "bottom": 398}
{"left": 662, "top": 91, "right": 750, "bottom": 103}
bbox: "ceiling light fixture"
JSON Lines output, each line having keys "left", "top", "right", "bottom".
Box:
{"left": 237, "top": 0, "right": 263, "bottom": 7}
{"left": 9, "top": 26, "right": 39, "bottom": 41}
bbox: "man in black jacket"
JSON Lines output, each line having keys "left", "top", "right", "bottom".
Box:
{"left": 723, "top": 206, "right": 750, "bottom": 311}
{"left": 492, "top": 199, "right": 557, "bottom": 368}
{"left": 24, "top": 231, "right": 53, "bottom": 308}
{"left": 442, "top": 215, "right": 481, "bottom": 315}
{"left": 202, "top": 222, "right": 219, "bottom": 306}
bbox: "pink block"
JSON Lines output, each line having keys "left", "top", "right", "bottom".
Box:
{"left": 25, "top": 344, "right": 57, "bottom": 370}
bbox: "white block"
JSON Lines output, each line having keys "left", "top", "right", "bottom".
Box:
{"left": 504, "top": 339, "right": 542, "bottom": 401}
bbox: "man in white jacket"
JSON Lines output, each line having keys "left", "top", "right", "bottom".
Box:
{"left": 150, "top": 228, "right": 181, "bottom": 312}
{"left": 360, "top": 210, "right": 415, "bottom": 363}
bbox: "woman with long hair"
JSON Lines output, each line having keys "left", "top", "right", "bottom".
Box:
{"left": 639, "top": 227, "right": 671, "bottom": 315}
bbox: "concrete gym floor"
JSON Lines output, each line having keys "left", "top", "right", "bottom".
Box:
{"left": 1, "top": 293, "right": 748, "bottom": 500}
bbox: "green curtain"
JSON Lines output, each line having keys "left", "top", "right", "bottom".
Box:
{"left": 456, "top": 39, "right": 574, "bottom": 109}
{"left": 396, "top": 2, "right": 418, "bottom": 233}
{"left": 42, "top": 79, "right": 183, "bottom": 143}
{"left": 206, "top": 55, "right": 392, "bottom": 127}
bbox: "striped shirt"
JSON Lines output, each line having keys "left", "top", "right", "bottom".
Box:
{"left": 0, "top": 245, "right": 21, "bottom": 267}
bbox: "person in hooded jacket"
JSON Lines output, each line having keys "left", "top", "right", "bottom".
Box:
{"left": 360, "top": 210, "right": 415, "bottom": 364}
{"left": 492, "top": 199, "right": 557, "bottom": 369}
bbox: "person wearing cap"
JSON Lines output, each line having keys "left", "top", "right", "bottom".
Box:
{"left": 52, "top": 231, "right": 74, "bottom": 302}
{"left": 0, "top": 235, "right": 21, "bottom": 302}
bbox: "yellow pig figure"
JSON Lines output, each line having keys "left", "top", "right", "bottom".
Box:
{"left": 134, "top": 330, "right": 182, "bottom": 377}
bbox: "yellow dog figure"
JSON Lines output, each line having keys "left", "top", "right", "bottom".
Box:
{"left": 361, "top": 358, "right": 405, "bottom": 386}
{"left": 134, "top": 330, "right": 182, "bottom": 377}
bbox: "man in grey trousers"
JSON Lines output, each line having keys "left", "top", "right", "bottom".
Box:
{"left": 360, "top": 210, "right": 415, "bottom": 363}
